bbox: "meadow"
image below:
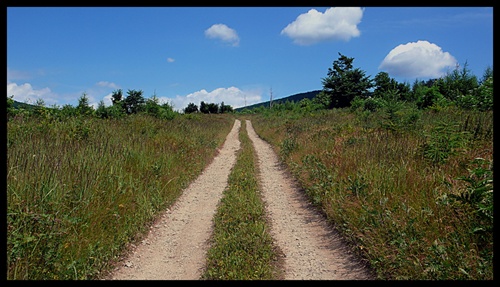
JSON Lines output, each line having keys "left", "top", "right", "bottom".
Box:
{"left": 6, "top": 96, "right": 493, "bottom": 280}
{"left": 7, "top": 113, "right": 234, "bottom": 279}
{"left": 250, "top": 104, "right": 493, "bottom": 279}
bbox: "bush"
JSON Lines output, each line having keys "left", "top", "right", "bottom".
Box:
{"left": 455, "top": 94, "right": 478, "bottom": 110}
{"left": 416, "top": 86, "right": 444, "bottom": 109}
{"left": 475, "top": 76, "right": 493, "bottom": 111}
{"left": 350, "top": 96, "right": 384, "bottom": 112}
{"left": 364, "top": 97, "right": 385, "bottom": 112}
{"left": 421, "top": 121, "right": 469, "bottom": 164}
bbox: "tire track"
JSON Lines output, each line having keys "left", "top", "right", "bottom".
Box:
{"left": 109, "top": 119, "right": 241, "bottom": 280}
{"left": 245, "top": 119, "right": 373, "bottom": 280}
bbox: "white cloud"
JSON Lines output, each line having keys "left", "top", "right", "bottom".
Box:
{"left": 87, "top": 81, "right": 122, "bottom": 108}
{"left": 281, "top": 7, "right": 363, "bottom": 45}
{"left": 205, "top": 24, "right": 240, "bottom": 47}
{"left": 167, "top": 57, "right": 175, "bottom": 63}
{"left": 379, "top": 40, "right": 457, "bottom": 79}
{"left": 102, "top": 93, "right": 114, "bottom": 107}
{"left": 7, "top": 82, "right": 58, "bottom": 106}
{"left": 169, "top": 87, "right": 261, "bottom": 112}
{"left": 96, "top": 81, "right": 119, "bottom": 89}
{"left": 7, "top": 79, "right": 122, "bottom": 109}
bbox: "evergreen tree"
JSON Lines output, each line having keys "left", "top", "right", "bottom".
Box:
{"left": 123, "top": 89, "right": 145, "bottom": 114}
{"left": 200, "top": 101, "right": 209, "bottom": 114}
{"left": 184, "top": 102, "right": 199, "bottom": 113}
{"left": 76, "top": 93, "right": 94, "bottom": 116}
{"left": 321, "top": 53, "right": 373, "bottom": 108}
{"left": 111, "top": 89, "right": 123, "bottom": 105}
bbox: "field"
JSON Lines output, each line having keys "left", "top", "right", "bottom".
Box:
{"left": 7, "top": 113, "right": 234, "bottom": 279}
{"left": 250, "top": 105, "right": 493, "bottom": 279}
{"left": 6, "top": 104, "right": 493, "bottom": 280}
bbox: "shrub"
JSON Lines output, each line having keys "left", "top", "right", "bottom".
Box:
{"left": 416, "top": 86, "right": 444, "bottom": 109}
{"left": 421, "top": 121, "right": 469, "bottom": 164}
{"left": 364, "top": 97, "right": 385, "bottom": 112}
{"left": 452, "top": 158, "right": 493, "bottom": 233}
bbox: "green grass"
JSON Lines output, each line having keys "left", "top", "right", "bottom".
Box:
{"left": 249, "top": 106, "right": 493, "bottom": 280}
{"left": 7, "top": 104, "right": 493, "bottom": 280}
{"left": 7, "top": 113, "right": 234, "bottom": 280}
{"left": 202, "top": 119, "right": 283, "bottom": 280}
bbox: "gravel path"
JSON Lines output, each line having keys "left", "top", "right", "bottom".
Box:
{"left": 107, "top": 118, "right": 373, "bottom": 280}
{"left": 245, "top": 119, "right": 373, "bottom": 280}
{"left": 109, "top": 119, "right": 241, "bottom": 280}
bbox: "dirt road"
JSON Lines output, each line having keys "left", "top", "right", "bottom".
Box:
{"left": 109, "top": 119, "right": 241, "bottom": 280}
{"left": 246, "top": 119, "right": 373, "bottom": 280}
{"left": 107, "top": 118, "right": 373, "bottom": 280}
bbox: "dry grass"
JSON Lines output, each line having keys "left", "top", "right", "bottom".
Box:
{"left": 250, "top": 106, "right": 493, "bottom": 280}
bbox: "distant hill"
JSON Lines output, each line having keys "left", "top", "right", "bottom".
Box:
{"left": 235, "top": 90, "right": 321, "bottom": 111}
{"left": 12, "top": 100, "right": 37, "bottom": 110}
{"left": 10, "top": 90, "right": 323, "bottom": 113}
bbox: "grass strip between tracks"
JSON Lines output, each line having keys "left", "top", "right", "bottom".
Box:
{"left": 202, "top": 119, "right": 283, "bottom": 280}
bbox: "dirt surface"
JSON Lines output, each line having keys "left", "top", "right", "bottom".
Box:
{"left": 108, "top": 119, "right": 241, "bottom": 280}
{"left": 246, "top": 120, "right": 373, "bottom": 280}
{"left": 106, "top": 118, "right": 374, "bottom": 280}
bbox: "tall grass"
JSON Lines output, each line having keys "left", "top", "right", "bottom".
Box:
{"left": 7, "top": 113, "right": 234, "bottom": 280}
{"left": 202, "top": 119, "right": 283, "bottom": 280}
{"left": 250, "top": 106, "right": 493, "bottom": 280}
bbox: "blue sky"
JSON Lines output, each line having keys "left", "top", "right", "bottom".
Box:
{"left": 7, "top": 7, "right": 493, "bottom": 111}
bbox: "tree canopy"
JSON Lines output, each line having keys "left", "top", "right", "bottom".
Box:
{"left": 123, "top": 89, "right": 145, "bottom": 114}
{"left": 321, "top": 53, "right": 373, "bottom": 108}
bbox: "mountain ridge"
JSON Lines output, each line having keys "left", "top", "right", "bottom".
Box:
{"left": 235, "top": 90, "right": 321, "bottom": 111}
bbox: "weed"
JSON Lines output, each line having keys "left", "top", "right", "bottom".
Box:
{"left": 280, "top": 136, "right": 297, "bottom": 160}
{"left": 451, "top": 157, "right": 493, "bottom": 250}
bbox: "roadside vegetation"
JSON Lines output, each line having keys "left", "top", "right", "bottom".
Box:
{"left": 202, "top": 120, "right": 283, "bottom": 280}
{"left": 248, "top": 54, "right": 493, "bottom": 280}
{"left": 7, "top": 52, "right": 492, "bottom": 280}
{"left": 7, "top": 101, "right": 234, "bottom": 279}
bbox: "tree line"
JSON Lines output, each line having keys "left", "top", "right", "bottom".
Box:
{"left": 239, "top": 53, "right": 492, "bottom": 115}
{"left": 7, "top": 52, "right": 492, "bottom": 119}
{"left": 6, "top": 88, "right": 234, "bottom": 121}
{"left": 183, "top": 101, "right": 233, "bottom": 114}
{"left": 315, "top": 52, "right": 493, "bottom": 112}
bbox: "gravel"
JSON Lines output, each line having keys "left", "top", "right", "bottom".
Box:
{"left": 106, "top": 119, "right": 374, "bottom": 280}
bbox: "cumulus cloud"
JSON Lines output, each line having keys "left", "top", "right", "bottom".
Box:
{"left": 7, "top": 79, "right": 121, "bottom": 109}
{"left": 205, "top": 24, "right": 240, "bottom": 47}
{"left": 281, "top": 7, "right": 363, "bottom": 45}
{"left": 7, "top": 82, "right": 57, "bottom": 106}
{"left": 167, "top": 57, "right": 175, "bottom": 63}
{"left": 101, "top": 93, "right": 114, "bottom": 107}
{"left": 170, "top": 87, "right": 261, "bottom": 112}
{"left": 379, "top": 40, "right": 457, "bottom": 79}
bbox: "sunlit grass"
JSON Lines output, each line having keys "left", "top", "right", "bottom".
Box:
{"left": 7, "top": 113, "right": 234, "bottom": 280}
{"left": 250, "top": 106, "right": 493, "bottom": 280}
{"left": 202, "top": 119, "right": 283, "bottom": 280}
{"left": 7, "top": 105, "right": 492, "bottom": 280}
